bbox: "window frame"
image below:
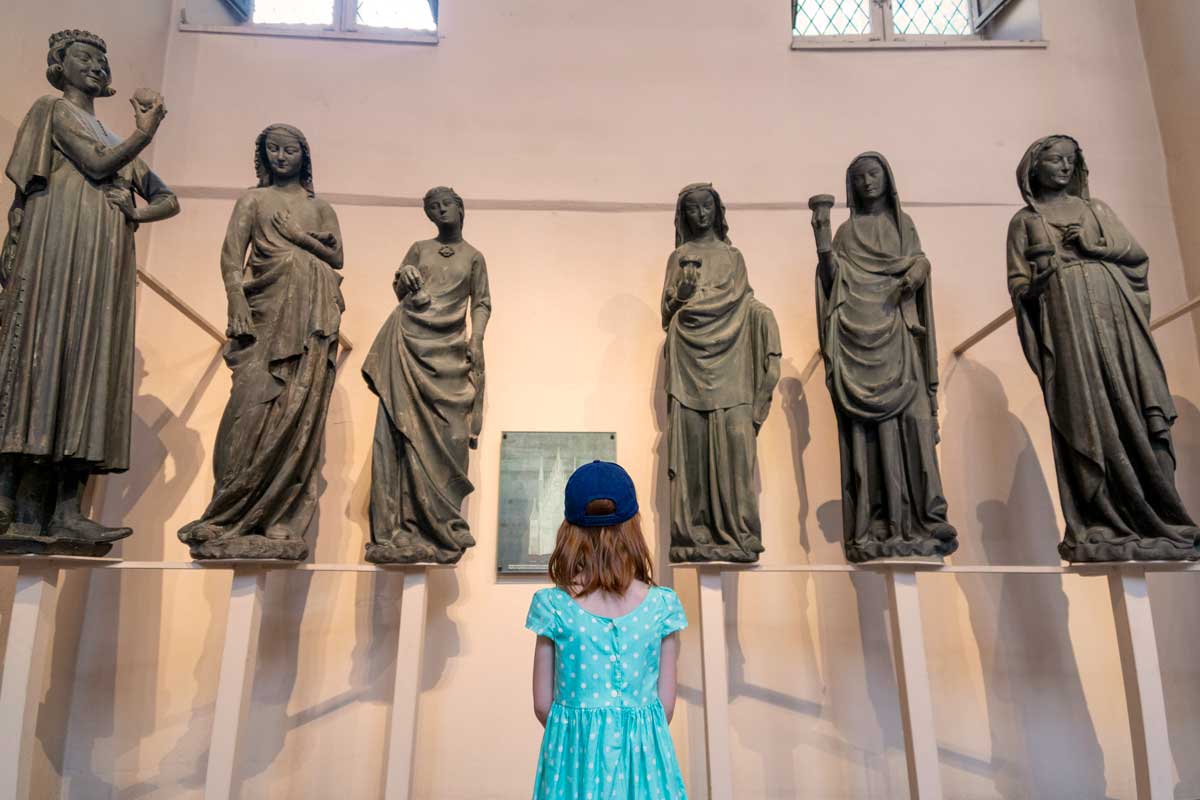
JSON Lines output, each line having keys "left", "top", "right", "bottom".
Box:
{"left": 791, "top": 0, "right": 1046, "bottom": 50}
{"left": 180, "top": 0, "right": 440, "bottom": 46}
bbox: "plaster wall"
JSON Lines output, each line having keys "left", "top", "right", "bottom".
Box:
{"left": 2, "top": 0, "right": 1200, "bottom": 798}
{"left": 1134, "top": 0, "right": 1200, "bottom": 347}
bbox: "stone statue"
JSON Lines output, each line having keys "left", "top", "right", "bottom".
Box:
{"left": 1008, "top": 135, "right": 1200, "bottom": 562}
{"left": 809, "top": 154, "right": 958, "bottom": 564}
{"left": 662, "top": 183, "right": 781, "bottom": 563}
{"left": 178, "top": 124, "right": 343, "bottom": 561}
{"left": 0, "top": 30, "right": 178, "bottom": 556}
{"left": 362, "top": 187, "right": 491, "bottom": 565}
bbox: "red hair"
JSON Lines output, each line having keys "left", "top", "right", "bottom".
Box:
{"left": 547, "top": 500, "right": 655, "bottom": 597}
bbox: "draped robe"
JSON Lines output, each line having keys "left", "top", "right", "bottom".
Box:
{"left": 362, "top": 239, "right": 490, "bottom": 564}
{"left": 662, "top": 239, "right": 780, "bottom": 563}
{"left": 0, "top": 97, "right": 173, "bottom": 473}
{"left": 179, "top": 187, "right": 343, "bottom": 553}
{"left": 1008, "top": 138, "right": 1199, "bottom": 562}
{"left": 817, "top": 153, "right": 957, "bottom": 562}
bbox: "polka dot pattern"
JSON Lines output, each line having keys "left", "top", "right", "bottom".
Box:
{"left": 525, "top": 587, "right": 689, "bottom": 798}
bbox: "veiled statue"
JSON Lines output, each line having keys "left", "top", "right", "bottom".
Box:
{"left": 1007, "top": 135, "right": 1199, "bottom": 562}
{"left": 179, "top": 124, "right": 343, "bottom": 561}
{"left": 809, "top": 153, "right": 958, "bottom": 563}
{"left": 362, "top": 187, "right": 491, "bottom": 564}
{"left": 0, "top": 30, "right": 178, "bottom": 556}
{"left": 662, "top": 183, "right": 781, "bottom": 563}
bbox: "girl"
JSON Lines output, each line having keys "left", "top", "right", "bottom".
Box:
{"left": 526, "top": 460, "right": 688, "bottom": 799}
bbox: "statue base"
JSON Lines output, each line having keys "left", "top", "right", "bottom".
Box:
{"left": 365, "top": 542, "right": 465, "bottom": 565}
{"left": 1061, "top": 534, "right": 1200, "bottom": 564}
{"left": 669, "top": 543, "right": 763, "bottom": 564}
{"left": 189, "top": 537, "right": 308, "bottom": 561}
{"left": 845, "top": 529, "right": 958, "bottom": 565}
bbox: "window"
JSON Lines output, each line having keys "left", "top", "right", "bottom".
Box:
{"left": 249, "top": 0, "right": 436, "bottom": 30}
{"left": 187, "top": 0, "right": 439, "bottom": 43}
{"left": 792, "top": 0, "right": 1042, "bottom": 48}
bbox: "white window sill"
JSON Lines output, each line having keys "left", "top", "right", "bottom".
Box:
{"left": 791, "top": 35, "right": 1047, "bottom": 50}
{"left": 178, "top": 20, "right": 439, "bottom": 45}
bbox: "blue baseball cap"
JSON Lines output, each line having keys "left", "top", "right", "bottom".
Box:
{"left": 564, "top": 461, "right": 639, "bottom": 528}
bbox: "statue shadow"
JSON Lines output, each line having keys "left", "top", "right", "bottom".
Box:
{"left": 944, "top": 359, "right": 1112, "bottom": 799}
{"left": 812, "top": 500, "right": 907, "bottom": 781}
{"left": 1153, "top": 395, "right": 1200, "bottom": 800}
{"left": 51, "top": 345, "right": 216, "bottom": 797}
{"left": 648, "top": 330, "right": 673, "bottom": 586}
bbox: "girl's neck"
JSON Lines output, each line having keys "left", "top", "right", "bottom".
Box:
{"left": 570, "top": 580, "right": 650, "bottom": 617}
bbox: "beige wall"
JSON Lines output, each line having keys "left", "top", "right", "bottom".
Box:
{"left": 1135, "top": 0, "right": 1200, "bottom": 345}
{"left": 3, "top": 0, "right": 1200, "bottom": 797}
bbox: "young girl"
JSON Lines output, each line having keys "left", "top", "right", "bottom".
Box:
{"left": 526, "top": 460, "right": 688, "bottom": 799}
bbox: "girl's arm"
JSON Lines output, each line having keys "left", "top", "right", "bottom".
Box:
{"left": 658, "top": 632, "right": 680, "bottom": 723}
{"left": 532, "top": 635, "right": 555, "bottom": 728}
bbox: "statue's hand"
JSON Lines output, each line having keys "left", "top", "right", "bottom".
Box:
{"left": 1061, "top": 224, "right": 1106, "bottom": 258}
{"left": 1029, "top": 262, "right": 1059, "bottom": 296}
{"left": 271, "top": 210, "right": 305, "bottom": 244}
{"left": 676, "top": 266, "right": 700, "bottom": 301}
{"left": 467, "top": 338, "right": 485, "bottom": 374}
{"left": 394, "top": 264, "right": 422, "bottom": 301}
{"left": 226, "top": 291, "right": 255, "bottom": 339}
{"left": 104, "top": 187, "right": 137, "bottom": 221}
{"left": 131, "top": 91, "right": 167, "bottom": 138}
{"left": 310, "top": 231, "right": 338, "bottom": 248}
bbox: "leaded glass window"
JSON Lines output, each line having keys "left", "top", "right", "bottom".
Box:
{"left": 892, "top": 0, "right": 972, "bottom": 35}
{"left": 792, "top": 0, "right": 1022, "bottom": 41}
{"left": 793, "top": 0, "right": 872, "bottom": 37}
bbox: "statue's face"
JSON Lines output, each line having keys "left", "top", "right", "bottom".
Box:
{"left": 264, "top": 131, "right": 304, "bottom": 181}
{"left": 61, "top": 42, "right": 110, "bottom": 97}
{"left": 425, "top": 192, "right": 462, "bottom": 226}
{"left": 1034, "top": 139, "right": 1077, "bottom": 192}
{"left": 683, "top": 190, "right": 716, "bottom": 235}
{"left": 850, "top": 159, "right": 888, "bottom": 205}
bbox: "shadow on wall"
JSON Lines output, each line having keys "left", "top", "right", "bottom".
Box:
{"left": 1155, "top": 395, "right": 1200, "bottom": 800}
{"left": 58, "top": 345, "right": 217, "bottom": 797}
{"left": 651, "top": 339, "right": 671, "bottom": 586}
{"left": 814, "top": 501, "right": 907, "bottom": 796}
{"left": 945, "top": 359, "right": 1113, "bottom": 800}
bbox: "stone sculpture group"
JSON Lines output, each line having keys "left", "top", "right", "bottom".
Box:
{"left": 1, "top": 29, "right": 1197, "bottom": 566}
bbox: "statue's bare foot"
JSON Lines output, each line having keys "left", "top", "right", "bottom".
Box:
{"left": 265, "top": 524, "right": 294, "bottom": 541}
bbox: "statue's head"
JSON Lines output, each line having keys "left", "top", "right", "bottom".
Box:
{"left": 848, "top": 155, "right": 889, "bottom": 207}
{"left": 1018, "top": 135, "right": 1089, "bottom": 206}
{"left": 46, "top": 30, "right": 115, "bottom": 98}
{"left": 1032, "top": 136, "right": 1079, "bottom": 194}
{"left": 674, "top": 183, "right": 729, "bottom": 247}
{"left": 254, "top": 124, "right": 314, "bottom": 196}
{"left": 423, "top": 186, "right": 464, "bottom": 228}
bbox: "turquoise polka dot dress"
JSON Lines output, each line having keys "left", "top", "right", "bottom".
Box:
{"left": 526, "top": 586, "right": 689, "bottom": 799}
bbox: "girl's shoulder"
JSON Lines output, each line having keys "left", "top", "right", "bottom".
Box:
{"left": 648, "top": 585, "right": 688, "bottom": 637}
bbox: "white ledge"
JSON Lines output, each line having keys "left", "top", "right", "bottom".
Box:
{"left": 178, "top": 21, "right": 438, "bottom": 46}
{"left": 791, "top": 36, "right": 1047, "bottom": 51}
{"left": 672, "top": 562, "right": 1200, "bottom": 574}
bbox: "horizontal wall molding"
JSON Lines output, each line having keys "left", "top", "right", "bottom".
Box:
{"left": 171, "top": 185, "right": 1023, "bottom": 213}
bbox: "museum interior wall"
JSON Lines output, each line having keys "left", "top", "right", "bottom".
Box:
{"left": 3, "top": 0, "right": 1200, "bottom": 797}
{"left": 1135, "top": 0, "right": 1200, "bottom": 349}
